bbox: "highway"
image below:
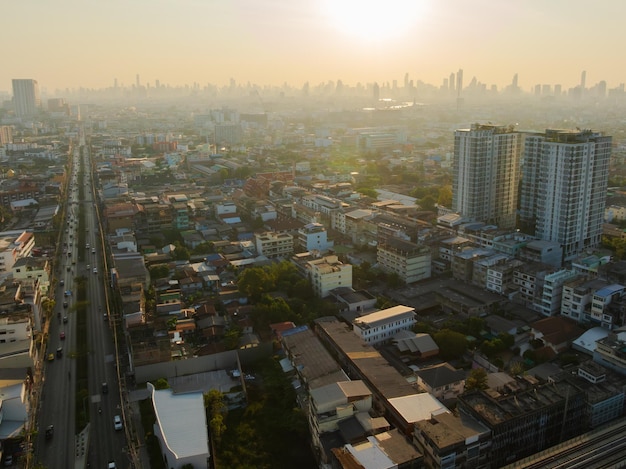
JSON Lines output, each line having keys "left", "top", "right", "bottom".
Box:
{"left": 35, "top": 141, "right": 127, "bottom": 468}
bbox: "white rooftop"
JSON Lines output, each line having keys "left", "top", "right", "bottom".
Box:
{"left": 150, "top": 384, "right": 209, "bottom": 460}
{"left": 387, "top": 393, "right": 449, "bottom": 424}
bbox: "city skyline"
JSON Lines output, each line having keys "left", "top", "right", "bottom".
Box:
{"left": 4, "top": 0, "right": 626, "bottom": 93}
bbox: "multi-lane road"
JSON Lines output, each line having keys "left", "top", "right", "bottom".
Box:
{"left": 35, "top": 143, "right": 127, "bottom": 469}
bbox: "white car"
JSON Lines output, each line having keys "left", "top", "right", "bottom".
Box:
{"left": 93, "top": 267, "right": 98, "bottom": 274}
{"left": 108, "top": 462, "right": 116, "bottom": 469}
{"left": 113, "top": 415, "right": 123, "bottom": 431}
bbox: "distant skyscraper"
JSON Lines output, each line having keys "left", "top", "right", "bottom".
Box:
{"left": 449, "top": 72, "right": 455, "bottom": 93}
{"left": 136, "top": 74, "right": 141, "bottom": 87}
{"left": 452, "top": 124, "right": 522, "bottom": 229}
{"left": 456, "top": 69, "right": 463, "bottom": 97}
{"left": 12, "top": 79, "right": 40, "bottom": 118}
{"left": 372, "top": 82, "right": 380, "bottom": 103}
{"left": 519, "top": 129, "right": 612, "bottom": 260}
{"left": 512, "top": 73, "right": 518, "bottom": 89}
{"left": 580, "top": 70, "right": 586, "bottom": 89}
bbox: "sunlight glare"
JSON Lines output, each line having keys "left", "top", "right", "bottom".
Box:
{"left": 323, "top": 0, "right": 424, "bottom": 42}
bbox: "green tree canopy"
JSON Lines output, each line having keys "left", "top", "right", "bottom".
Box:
{"left": 465, "top": 368, "right": 488, "bottom": 391}
{"left": 433, "top": 329, "right": 467, "bottom": 360}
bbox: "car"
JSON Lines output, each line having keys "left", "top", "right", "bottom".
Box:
{"left": 45, "top": 425, "right": 54, "bottom": 440}
{"left": 113, "top": 415, "right": 122, "bottom": 431}
{"left": 63, "top": 302, "right": 68, "bottom": 308}
{"left": 86, "top": 243, "right": 90, "bottom": 249}
{"left": 59, "top": 279, "right": 64, "bottom": 286}
{"left": 92, "top": 248, "right": 96, "bottom": 254}
{"left": 56, "top": 347, "right": 63, "bottom": 358}
{"left": 102, "top": 382, "right": 108, "bottom": 394}
{"left": 60, "top": 331, "right": 65, "bottom": 340}
{"left": 103, "top": 313, "right": 108, "bottom": 321}
{"left": 93, "top": 267, "right": 97, "bottom": 274}
{"left": 107, "top": 462, "right": 116, "bottom": 469}
{"left": 47, "top": 353, "right": 54, "bottom": 362}
{"left": 3, "top": 454, "right": 13, "bottom": 466}
{"left": 64, "top": 290, "right": 72, "bottom": 297}
{"left": 63, "top": 316, "right": 68, "bottom": 324}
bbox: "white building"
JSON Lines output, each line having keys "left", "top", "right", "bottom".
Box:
{"left": 147, "top": 383, "right": 210, "bottom": 469}
{"left": 297, "top": 223, "right": 334, "bottom": 253}
{"left": 0, "top": 231, "right": 35, "bottom": 279}
{"left": 306, "top": 255, "right": 352, "bottom": 298}
{"left": 453, "top": 124, "right": 522, "bottom": 230}
{"left": 215, "top": 201, "right": 237, "bottom": 216}
{"left": 520, "top": 129, "right": 612, "bottom": 260}
{"left": 254, "top": 232, "right": 294, "bottom": 259}
{"left": 12, "top": 256, "right": 50, "bottom": 295}
{"left": 353, "top": 305, "right": 416, "bottom": 345}
{"left": 590, "top": 284, "right": 625, "bottom": 330}
{"left": 377, "top": 238, "right": 431, "bottom": 284}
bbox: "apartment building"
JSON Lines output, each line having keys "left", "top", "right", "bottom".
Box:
{"left": 254, "top": 231, "right": 294, "bottom": 259}
{"left": 297, "top": 222, "right": 333, "bottom": 253}
{"left": 353, "top": 305, "right": 416, "bottom": 345}
{"left": 520, "top": 129, "right": 612, "bottom": 260}
{"left": 306, "top": 255, "right": 352, "bottom": 298}
{"left": 452, "top": 124, "right": 522, "bottom": 230}
{"left": 377, "top": 237, "right": 431, "bottom": 284}
{"left": 0, "top": 231, "right": 35, "bottom": 278}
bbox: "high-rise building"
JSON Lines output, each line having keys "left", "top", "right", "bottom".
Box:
{"left": 456, "top": 68, "right": 463, "bottom": 97}
{"left": 12, "top": 79, "right": 40, "bottom": 118}
{"left": 452, "top": 124, "right": 522, "bottom": 229}
{"left": 519, "top": 129, "right": 611, "bottom": 260}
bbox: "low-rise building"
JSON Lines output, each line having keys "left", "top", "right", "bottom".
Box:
{"left": 306, "top": 255, "right": 352, "bottom": 298}
{"left": 254, "top": 231, "right": 294, "bottom": 259}
{"left": 377, "top": 237, "right": 431, "bottom": 284}
{"left": 353, "top": 305, "right": 416, "bottom": 345}
{"left": 147, "top": 383, "right": 210, "bottom": 469}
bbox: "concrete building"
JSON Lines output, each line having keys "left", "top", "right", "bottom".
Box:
{"left": 306, "top": 255, "right": 352, "bottom": 298}
{"left": 254, "top": 231, "right": 294, "bottom": 259}
{"left": 12, "top": 257, "right": 50, "bottom": 295}
{"left": 0, "top": 231, "right": 35, "bottom": 279}
{"left": 147, "top": 383, "right": 210, "bottom": 469}
{"left": 12, "top": 79, "right": 40, "bottom": 118}
{"left": 376, "top": 237, "right": 431, "bottom": 284}
{"left": 458, "top": 379, "right": 586, "bottom": 467}
{"left": 297, "top": 223, "right": 333, "bottom": 253}
{"left": 590, "top": 284, "right": 625, "bottom": 330}
{"left": 452, "top": 124, "right": 522, "bottom": 230}
{"left": 415, "top": 412, "right": 491, "bottom": 469}
{"left": 594, "top": 328, "right": 626, "bottom": 376}
{"left": 352, "top": 305, "right": 416, "bottom": 345}
{"left": 520, "top": 129, "right": 612, "bottom": 260}
{"left": 309, "top": 380, "right": 372, "bottom": 453}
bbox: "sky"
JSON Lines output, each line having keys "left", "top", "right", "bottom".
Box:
{"left": 2, "top": 0, "right": 625, "bottom": 94}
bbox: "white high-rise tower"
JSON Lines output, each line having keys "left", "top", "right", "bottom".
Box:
{"left": 519, "top": 129, "right": 611, "bottom": 260}
{"left": 12, "top": 79, "right": 40, "bottom": 118}
{"left": 452, "top": 124, "right": 522, "bottom": 229}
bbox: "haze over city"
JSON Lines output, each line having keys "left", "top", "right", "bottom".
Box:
{"left": 3, "top": 0, "right": 626, "bottom": 93}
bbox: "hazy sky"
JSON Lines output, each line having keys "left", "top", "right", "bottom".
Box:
{"left": 3, "top": 0, "right": 625, "bottom": 93}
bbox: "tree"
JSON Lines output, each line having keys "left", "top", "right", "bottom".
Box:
{"left": 437, "top": 185, "right": 453, "bottom": 207}
{"left": 419, "top": 194, "right": 437, "bottom": 212}
{"left": 154, "top": 378, "right": 169, "bottom": 390}
{"left": 149, "top": 264, "right": 170, "bottom": 280}
{"left": 238, "top": 267, "right": 272, "bottom": 301}
{"left": 433, "top": 329, "right": 467, "bottom": 360}
{"left": 465, "top": 368, "right": 488, "bottom": 391}
{"left": 205, "top": 389, "right": 227, "bottom": 445}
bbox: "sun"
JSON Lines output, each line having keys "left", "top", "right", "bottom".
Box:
{"left": 322, "top": 0, "right": 425, "bottom": 43}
